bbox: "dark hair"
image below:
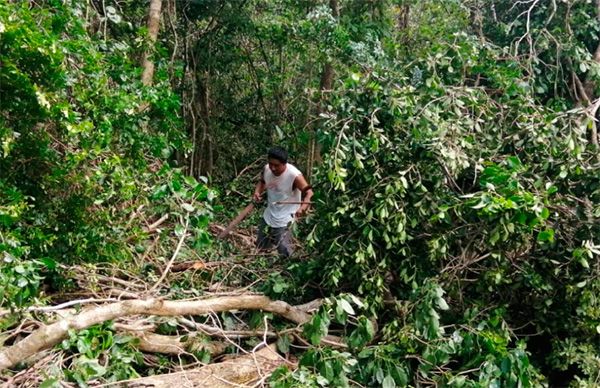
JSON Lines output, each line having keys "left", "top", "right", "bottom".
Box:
{"left": 267, "top": 146, "right": 288, "bottom": 164}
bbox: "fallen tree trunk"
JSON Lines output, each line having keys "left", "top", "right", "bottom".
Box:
{"left": 0, "top": 295, "right": 311, "bottom": 370}
{"left": 123, "top": 344, "right": 284, "bottom": 387}
{"left": 124, "top": 331, "right": 228, "bottom": 356}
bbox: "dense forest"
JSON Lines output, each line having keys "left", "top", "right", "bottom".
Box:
{"left": 1, "top": 0, "right": 599, "bottom": 386}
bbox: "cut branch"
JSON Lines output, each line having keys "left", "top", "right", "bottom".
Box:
{"left": 146, "top": 213, "right": 169, "bottom": 232}
{"left": 170, "top": 260, "right": 221, "bottom": 272}
{"left": 0, "top": 295, "right": 312, "bottom": 370}
{"left": 149, "top": 217, "right": 189, "bottom": 292}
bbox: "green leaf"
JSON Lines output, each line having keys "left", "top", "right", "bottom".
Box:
{"left": 276, "top": 334, "right": 291, "bottom": 353}
{"left": 40, "top": 257, "right": 57, "bottom": 270}
{"left": 39, "top": 378, "right": 61, "bottom": 388}
{"left": 273, "top": 282, "right": 284, "bottom": 293}
{"left": 348, "top": 294, "right": 364, "bottom": 308}
{"left": 339, "top": 299, "right": 355, "bottom": 315}
{"left": 181, "top": 203, "right": 195, "bottom": 212}
{"left": 437, "top": 297, "right": 449, "bottom": 311}
{"left": 537, "top": 229, "right": 554, "bottom": 242}
{"left": 471, "top": 200, "right": 486, "bottom": 209}
{"left": 382, "top": 374, "right": 396, "bottom": 388}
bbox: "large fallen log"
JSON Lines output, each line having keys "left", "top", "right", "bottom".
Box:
{"left": 123, "top": 344, "right": 284, "bottom": 387}
{"left": 0, "top": 295, "right": 311, "bottom": 371}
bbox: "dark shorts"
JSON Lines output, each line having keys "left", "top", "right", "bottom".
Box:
{"left": 256, "top": 218, "right": 293, "bottom": 257}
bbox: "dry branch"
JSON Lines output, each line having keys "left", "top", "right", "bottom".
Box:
{"left": 178, "top": 317, "right": 278, "bottom": 339}
{"left": 149, "top": 217, "right": 189, "bottom": 292}
{"left": 0, "top": 295, "right": 311, "bottom": 370}
{"left": 210, "top": 224, "right": 255, "bottom": 247}
{"left": 121, "top": 344, "right": 284, "bottom": 387}
{"left": 170, "top": 260, "right": 224, "bottom": 272}
{"left": 146, "top": 213, "right": 169, "bottom": 232}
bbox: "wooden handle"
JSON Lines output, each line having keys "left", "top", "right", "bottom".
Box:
{"left": 272, "top": 201, "right": 312, "bottom": 205}
{"left": 218, "top": 203, "right": 255, "bottom": 239}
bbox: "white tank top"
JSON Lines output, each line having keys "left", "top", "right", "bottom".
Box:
{"left": 262, "top": 163, "right": 302, "bottom": 228}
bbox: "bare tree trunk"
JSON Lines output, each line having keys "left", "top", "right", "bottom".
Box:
{"left": 197, "top": 70, "right": 213, "bottom": 177}
{"left": 306, "top": 0, "right": 338, "bottom": 177}
{"left": 572, "top": 0, "right": 600, "bottom": 148}
{"left": 397, "top": 2, "right": 410, "bottom": 30}
{"left": 141, "top": 0, "right": 163, "bottom": 86}
{"left": 584, "top": 0, "right": 600, "bottom": 147}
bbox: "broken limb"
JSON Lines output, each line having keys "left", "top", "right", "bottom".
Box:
{"left": 0, "top": 295, "right": 312, "bottom": 370}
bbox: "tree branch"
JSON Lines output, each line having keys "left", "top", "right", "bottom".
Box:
{"left": 0, "top": 295, "right": 312, "bottom": 370}
{"left": 112, "top": 344, "right": 284, "bottom": 388}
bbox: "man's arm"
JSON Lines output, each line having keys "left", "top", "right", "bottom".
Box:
{"left": 253, "top": 173, "right": 266, "bottom": 202}
{"left": 293, "top": 175, "right": 314, "bottom": 217}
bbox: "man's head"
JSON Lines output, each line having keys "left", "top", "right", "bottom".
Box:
{"left": 267, "top": 146, "right": 288, "bottom": 176}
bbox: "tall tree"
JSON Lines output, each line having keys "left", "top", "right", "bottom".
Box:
{"left": 306, "top": 0, "right": 339, "bottom": 178}
{"left": 141, "top": 0, "right": 163, "bottom": 86}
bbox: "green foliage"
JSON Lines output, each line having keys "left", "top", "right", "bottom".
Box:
{"left": 59, "top": 322, "right": 142, "bottom": 384}
{"left": 0, "top": 1, "right": 212, "bottom": 312}
{"left": 302, "top": 2, "right": 600, "bottom": 385}
{"left": 0, "top": 255, "right": 44, "bottom": 309}
{"left": 478, "top": 0, "right": 600, "bottom": 102}
{"left": 263, "top": 271, "right": 293, "bottom": 297}
{"left": 271, "top": 349, "right": 359, "bottom": 388}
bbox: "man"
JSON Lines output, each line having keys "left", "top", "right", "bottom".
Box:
{"left": 253, "top": 146, "right": 313, "bottom": 257}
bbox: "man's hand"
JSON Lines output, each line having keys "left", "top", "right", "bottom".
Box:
{"left": 295, "top": 206, "right": 308, "bottom": 218}
{"left": 253, "top": 191, "right": 263, "bottom": 202}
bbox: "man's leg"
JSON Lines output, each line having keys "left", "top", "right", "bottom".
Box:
{"left": 273, "top": 226, "right": 293, "bottom": 258}
{"left": 256, "top": 218, "right": 273, "bottom": 251}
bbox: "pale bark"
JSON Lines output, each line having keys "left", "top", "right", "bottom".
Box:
{"left": 0, "top": 295, "right": 311, "bottom": 370}
{"left": 124, "top": 331, "right": 228, "bottom": 356}
{"left": 141, "top": 0, "right": 163, "bottom": 86}
{"left": 122, "top": 344, "right": 284, "bottom": 387}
